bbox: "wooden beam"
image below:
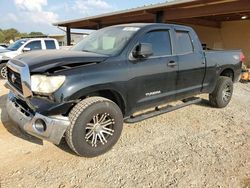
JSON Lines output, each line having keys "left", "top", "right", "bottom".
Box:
{"left": 165, "top": 0, "right": 250, "bottom": 20}
{"left": 95, "top": 12, "right": 153, "bottom": 23}
{"left": 92, "top": 10, "right": 151, "bottom": 23}
{"left": 155, "top": 11, "right": 165, "bottom": 23}
{"left": 68, "top": 20, "right": 98, "bottom": 28}
{"left": 101, "top": 13, "right": 155, "bottom": 25}
{"left": 171, "top": 18, "right": 221, "bottom": 28}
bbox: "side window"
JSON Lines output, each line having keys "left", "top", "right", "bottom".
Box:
{"left": 25, "top": 41, "right": 42, "bottom": 50}
{"left": 45, "top": 40, "right": 56, "bottom": 49}
{"left": 175, "top": 30, "right": 193, "bottom": 54}
{"left": 140, "top": 30, "right": 172, "bottom": 56}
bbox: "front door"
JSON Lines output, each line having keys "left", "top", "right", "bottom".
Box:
{"left": 128, "top": 29, "right": 178, "bottom": 112}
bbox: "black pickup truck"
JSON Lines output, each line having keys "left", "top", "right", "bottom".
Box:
{"left": 5, "top": 23, "right": 243, "bottom": 157}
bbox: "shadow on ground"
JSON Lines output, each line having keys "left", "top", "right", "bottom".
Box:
{"left": 56, "top": 138, "right": 78, "bottom": 156}
{"left": 195, "top": 98, "right": 211, "bottom": 107}
{"left": 0, "top": 94, "right": 43, "bottom": 145}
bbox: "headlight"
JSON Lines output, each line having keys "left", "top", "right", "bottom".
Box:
{"left": 31, "top": 75, "right": 66, "bottom": 94}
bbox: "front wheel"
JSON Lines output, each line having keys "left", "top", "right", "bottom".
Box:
{"left": 65, "top": 97, "right": 123, "bottom": 157}
{"left": 209, "top": 76, "right": 233, "bottom": 108}
{"left": 0, "top": 63, "right": 7, "bottom": 79}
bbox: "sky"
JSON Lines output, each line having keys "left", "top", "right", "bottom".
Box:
{"left": 0, "top": 0, "right": 168, "bottom": 34}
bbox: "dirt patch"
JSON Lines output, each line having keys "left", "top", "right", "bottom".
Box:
{"left": 0, "top": 80, "right": 250, "bottom": 188}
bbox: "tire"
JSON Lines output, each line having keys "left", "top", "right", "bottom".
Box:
{"left": 65, "top": 96, "right": 123, "bottom": 157}
{"left": 209, "top": 76, "right": 233, "bottom": 108}
{"left": 0, "top": 63, "right": 7, "bottom": 79}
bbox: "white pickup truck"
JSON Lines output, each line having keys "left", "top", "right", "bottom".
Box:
{"left": 0, "top": 38, "right": 59, "bottom": 78}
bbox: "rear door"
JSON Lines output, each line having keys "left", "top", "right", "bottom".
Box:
{"left": 128, "top": 27, "right": 178, "bottom": 111}
{"left": 44, "top": 40, "right": 57, "bottom": 50}
{"left": 173, "top": 27, "right": 205, "bottom": 99}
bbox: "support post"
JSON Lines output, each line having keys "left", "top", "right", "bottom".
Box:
{"left": 97, "top": 22, "right": 102, "bottom": 30}
{"left": 155, "top": 11, "right": 165, "bottom": 23}
{"left": 66, "top": 26, "right": 71, "bottom": 46}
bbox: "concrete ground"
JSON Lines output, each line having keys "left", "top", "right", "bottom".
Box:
{"left": 0, "top": 80, "right": 250, "bottom": 188}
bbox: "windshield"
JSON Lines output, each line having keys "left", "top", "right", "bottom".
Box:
{"left": 71, "top": 26, "right": 140, "bottom": 55}
{"left": 7, "top": 39, "right": 27, "bottom": 51}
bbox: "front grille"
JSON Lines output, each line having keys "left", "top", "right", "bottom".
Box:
{"left": 7, "top": 67, "right": 23, "bottom": 94}
{"left": 10, "top": 96, "right": 34, "bottom": 117}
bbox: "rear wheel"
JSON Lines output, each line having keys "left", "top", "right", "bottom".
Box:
{"left": 65, "top": 97, "right": 123, "bottom": 157}
{"left": 209, "top": 76, "right": 233, "bottom": 108}
{"left": 0, "top": 63, "right": 7, "bottom": 79}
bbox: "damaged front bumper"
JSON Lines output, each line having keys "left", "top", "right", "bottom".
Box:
{"left": 6, "top": 92, "right": 70, "bottom": 145}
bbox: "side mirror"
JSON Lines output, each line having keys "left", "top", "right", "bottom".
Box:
{"left": 132, "top": 43, "right": 153, "bottom": 59}
{"left": 22, "top": 47, "right": 31, "bottom": 52}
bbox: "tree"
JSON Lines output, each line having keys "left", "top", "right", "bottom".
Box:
{"left": 29, "top": 32, "right": 44, "bottom": 36}
{"left": 0, "top": 31, "right": 4, "bottom": 43}
{"left": 2, "top": 28, "right": 20, "bottom": 42}
{"left": 0, "top": 28, "right": 45, "bottom": 43}
{"left": 20, "top": 33, "right": 29, "bottom": 38}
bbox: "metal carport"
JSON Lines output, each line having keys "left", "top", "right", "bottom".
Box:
{"left": 54, "top": 0, "right": 250, "bottom": 66}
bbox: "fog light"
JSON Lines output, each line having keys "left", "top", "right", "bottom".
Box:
{"left": 34, "top": 119, "right": 47, "bottom": 132}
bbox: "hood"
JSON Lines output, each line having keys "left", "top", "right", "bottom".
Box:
{"left": 0, "top": 49, "right": 10, "bottom": 53}
{"left": 14, "top": 50, "right": 109, "bottom": 73}
{"left": 0, "top": 50, "right": 20, "bottom": 59}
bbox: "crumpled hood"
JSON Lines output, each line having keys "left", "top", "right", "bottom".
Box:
{"left": 14, "top": 50, "right": 109, "bottom": 73}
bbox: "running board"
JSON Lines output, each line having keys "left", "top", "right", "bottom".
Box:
{"left": 125, "top": 97, "right": 202, "bottom": 123}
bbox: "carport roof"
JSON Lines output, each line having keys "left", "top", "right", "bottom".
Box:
{"left": 53, "top": 0, "right": 250, "bottom": 29}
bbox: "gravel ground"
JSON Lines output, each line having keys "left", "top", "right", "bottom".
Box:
{"left": 0, "top": 80, "right": 250, "bottom": 188}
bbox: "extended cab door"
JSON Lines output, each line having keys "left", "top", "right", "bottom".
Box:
{"left": 173, "top": 27, "right": 206, "bottom": 99}
{"left": 128, "top": 27, "right": 178, "bottom": 112}
{"left": 44, "top": 39, "right": 59, "bottom": 50}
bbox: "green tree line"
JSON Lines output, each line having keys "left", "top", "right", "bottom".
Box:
{"left": 0, "top": 28, "right": 44, "bottom": 43}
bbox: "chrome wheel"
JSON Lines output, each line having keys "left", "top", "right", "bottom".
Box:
{"left": 222, "top": 84, "right": 231, "bottom": 102}
{"left": 85, "top": 113, "right": 115, "bottom": 147}
{"left": 0, "top": 66, "right": 7, "bottom": 79}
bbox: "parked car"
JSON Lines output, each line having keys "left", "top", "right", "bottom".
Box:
{"left": 0, "top": 44, "right": 8, "bottom": 49}
{"left": 5, "top": 23, "right": 243, "bottom": 157}
{"left": 0, "top": 45, "right": 8, "bottom": 53}
{"left": 0, "top": 38, "right": 59, "bottom": 79}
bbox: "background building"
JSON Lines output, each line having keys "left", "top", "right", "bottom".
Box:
{"left": 49, "top": 33, "right": 88, "bottom": 46}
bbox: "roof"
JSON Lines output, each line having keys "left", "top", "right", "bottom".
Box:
{"left": 53, "top": 0, "right": 195, "bottom": 28}
{"left": 20, "top": 37, "right": 57, "bottom": 40}
{"left": 54, "top": 0, "right": 250, "bottom": 29}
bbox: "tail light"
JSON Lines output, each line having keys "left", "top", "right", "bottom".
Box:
{"left": 240, "top": 52, "right": 245, "bottom": 62}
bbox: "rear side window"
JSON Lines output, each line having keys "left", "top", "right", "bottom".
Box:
{"left": 45, "top": 40, "right": 56, "bottom": 49}
{"left": 140, "top": 30, "right": 172, "bottom": 56}
{"left": 175, "top": 30, "right": 193, "bottom": 54}
{"left": 25, "top": 41, "right": 42, "bottom": 50}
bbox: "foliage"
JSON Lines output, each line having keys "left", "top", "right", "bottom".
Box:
{"left": 29, "top": 32, "right": 44, "bottom": 36}
{"left": 0, "top": 28, "right": 45, "bottom": 43}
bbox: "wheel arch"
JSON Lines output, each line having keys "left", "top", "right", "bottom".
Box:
{"left": 86, "top": 89, "right": 126, "bottom": 115}
{"left": 220, "top": 68, "right": 234, "bottom": 81}
{"left": 66, "top": 88, "right": 127, "bottom": 116}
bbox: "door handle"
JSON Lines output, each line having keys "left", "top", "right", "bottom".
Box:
{"left": 167, "top": 61, "right": 177, "bottom": 67}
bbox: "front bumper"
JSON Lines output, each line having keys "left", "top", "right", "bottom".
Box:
{"left": 6, "top": 92, "right": 70, "bottom": 145}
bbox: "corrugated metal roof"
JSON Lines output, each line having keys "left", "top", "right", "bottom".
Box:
{"left": 53, "top": 0, "right": 195, "bottom": 26}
